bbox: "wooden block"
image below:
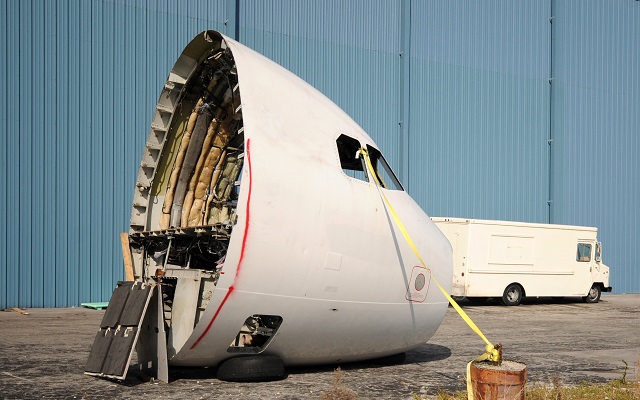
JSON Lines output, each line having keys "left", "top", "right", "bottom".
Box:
{"left": 120, "top": 232, "right": 135, "bottom": 281}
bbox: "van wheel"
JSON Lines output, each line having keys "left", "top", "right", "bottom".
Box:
{"left": 583, "top": 285, "right": 601, "bottom": 303}
{"left": 501, "top": 284, "right": 523, "bottom": 306}
{"left": 217, "top": 355, "right": 286, "bottom": 382}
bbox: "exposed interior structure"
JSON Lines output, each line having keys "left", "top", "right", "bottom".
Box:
{"left": 88, "top": 33, "right": 410, "bottom": 381}
{"left": 85, "top": 30, "right": 451, "bottom": 384}
{"left": 123, "top": 33, "right": 275, "bottom": 367}
{"left": 130, "top": 35, "right": 242, "bottom": 356}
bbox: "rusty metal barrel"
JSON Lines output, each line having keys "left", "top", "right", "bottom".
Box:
{"left": 470, "top": 360, "right": 526, "bottom": 400}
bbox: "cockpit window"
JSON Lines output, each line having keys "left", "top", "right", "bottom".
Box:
{"left": 336, "top": 134, "right": 368, "bottom": 182}
{"left": 366, "top": 145, "right": 404, "bottom": 191}
{"left": 335, "top": 135, "right": 403, "bottom": 191}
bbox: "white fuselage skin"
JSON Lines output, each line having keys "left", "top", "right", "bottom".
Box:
{"left": 138, "top": 32, "right": 453, "bottom": 367}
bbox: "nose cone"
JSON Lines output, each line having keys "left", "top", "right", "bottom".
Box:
{"left": 127, "top": 30, "right": 451, "bottom": 368}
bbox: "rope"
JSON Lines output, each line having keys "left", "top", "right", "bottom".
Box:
{"left": 359, "top": 147, "right": 502, "bottom": 400}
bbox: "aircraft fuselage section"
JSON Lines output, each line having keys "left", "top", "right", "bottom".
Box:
{"left": 124, "top": 31, "right": 452, "bottom": 368}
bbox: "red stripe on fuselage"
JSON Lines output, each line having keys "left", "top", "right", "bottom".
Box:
{"left": 190, "top": 138, "right": 253, "bottom": 350}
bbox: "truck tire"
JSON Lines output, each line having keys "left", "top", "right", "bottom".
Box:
{"left": 501, "top": 284, "right": 523, "bottom": 306}
{"left": 216, "top": 355, "right": 286, "bottom": 382}
{"left": 583, "top": 284, "right": 601, "bottom": 303}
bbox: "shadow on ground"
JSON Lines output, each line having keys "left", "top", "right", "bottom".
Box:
{"left": 456, "top": 296, "right": 594, "bottom": 307}
{"left": 131, "top": 343, "right": 452, "bottom": 384}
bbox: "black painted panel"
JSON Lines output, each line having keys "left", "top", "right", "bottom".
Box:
{"left": 84, "top": 329, "right": 114, "bottom": 373}
{"left": 101, "top": 282, "right": 133, "bottom": 328}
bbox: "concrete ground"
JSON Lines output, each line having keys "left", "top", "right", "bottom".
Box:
{"left": 1, "top": 294, "right": 638, "bottom": 399}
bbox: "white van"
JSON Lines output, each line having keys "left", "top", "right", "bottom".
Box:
{"left": 432, "top": 218, "right": 612, "bottom": 306}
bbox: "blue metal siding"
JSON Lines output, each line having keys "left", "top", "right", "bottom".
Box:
{"left": 0, "top": 0, "right": 234, "bottom": 308}
{"left": 408, "top": 0, "right": 551, "bottom": 223}
{"left": 43, "top": 0, "right": 57, "bottom": 308}
{"left": 0, "top": 0, "right": 7, "bottom": 309}
{"left": 239, "top": 0, "right": 405, "bottom": 173}
{"left": 77, "top": 0, "right": 92, "bottom": 307}
{"left": 30, "top": 0, "right": 45, "bottom": 308}
{"left": 19, "top": 1, "right": 34, "bottom": 308}
{"left": 411, "top": 1, "right": 550, "bottom": 80}
{"left": 551, "top": 0, "right": 640, "bottom": 293}
{"left": 1, "top": 1, "right": 639, "bottom": 308}
{"left": 6, "top": 0, "right": 17, "bottom": 308}
{"left": 240, "top": 0, "right": 400, "bottom": 53}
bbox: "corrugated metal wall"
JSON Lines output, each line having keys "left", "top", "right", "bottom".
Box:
{"left": 239, "top": 0, "right": 405, "bottom": 172}
{"left": 550, "top": 0, "right": 640, "bottom": 294}
{"left": 1, "top": 0, "right": 235, "bottom": 308}
{"left": 408, "top": 0, "right": 551, "bottom": 223}
{"left": 1, "top": 0, "right": 638, "bottom": 308}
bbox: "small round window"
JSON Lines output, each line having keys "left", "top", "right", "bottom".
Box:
{"left": 414, "top": 273, "right": 426, "bottom": 291}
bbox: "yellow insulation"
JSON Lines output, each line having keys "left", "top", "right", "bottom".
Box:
{"left": 208, "top": 204, "right": 230, "bottom": 226}
{"left": 155, "top": 69, "right": 244, "bottom": 230}
{"left": 187, "top": 115, "right": 237, "bottom": 226}
{"left": 213, "top": 116, "right": 234, "bottom": 148}
{"left": 187, "top": 147, "right": 223, "bottom": 226}
{"left": 203, "top": 150, "right": 227, "bottom": 224}
{"left": 206, "top": 155, "right": 243, "bottom": 225}
{"left": 159, "top": 98, "right": 203, "bottom": 229}
{"left": 181, "top": 109, "right": 223, "bottom": 226}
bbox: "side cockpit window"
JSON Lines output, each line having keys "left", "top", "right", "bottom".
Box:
{"left": 335, "top": 134, "right": 404, "bottom": 191}
{"left": 336, "top": 134, "right": 368, "bottom": 182}
{"left": 366, "top": 145, "right": 404, "bottom": 191}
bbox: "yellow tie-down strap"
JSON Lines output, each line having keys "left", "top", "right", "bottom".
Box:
{"left": 359, "top": 147, "right": 502, "bottom": 400}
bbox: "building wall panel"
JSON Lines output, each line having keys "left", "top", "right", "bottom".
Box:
{"left": 19, "top": 0, "right": 34, "bottom": 307}
{"left": 551, "top": 0, "right": 640, "bottom": 293}
{"left": 408, "top": 0, "right": 551, "bottom": 223}
{"left": 0, "top": 0, "right": 234, "bottom": 308}
{"left": 7, "top": 0, "right": 18, "bottom": 306}
{"left": 1, "top": 0, "right": 8, "bottom": 308}
{"left": 239, "top": 0, "right": 404, "bottom": 171}
{"left": 43, "top": 0, "right": 58, "bottom": 308}
{"left": 1, "top": 1, "right": 638, "bottom": 308}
